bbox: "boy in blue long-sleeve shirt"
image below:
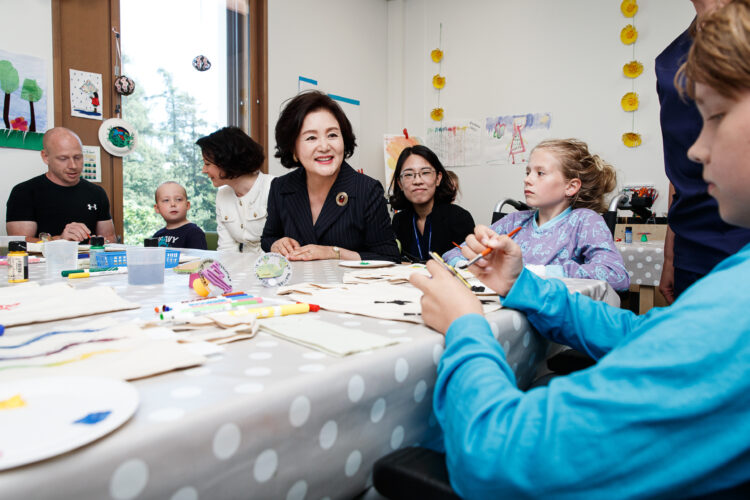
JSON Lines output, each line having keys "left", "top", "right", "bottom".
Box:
{"left": 410, "top": 3, "right": 750, "bottom": 498}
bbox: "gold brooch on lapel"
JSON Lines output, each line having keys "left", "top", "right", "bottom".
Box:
{"left": 336, "top": 192, "right": 348, "bottom": 206}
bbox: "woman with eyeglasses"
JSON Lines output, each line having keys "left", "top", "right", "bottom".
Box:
{"left": 389, "top": 145, "right": 475, "bottom": 262}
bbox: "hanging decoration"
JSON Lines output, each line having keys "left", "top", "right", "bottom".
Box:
{"left": 430, "top": 23, "right": 444, "bottom": 122}
{"left": 621, "top": 0, "right": 639, "bottom": 17}
{"left": 192, "top": 55, "right": 212, "bottom": 72}
{"left": 112, "top": 29, "right": 135, "bottom": 97}
{"left": 620, "top": 1, "right": 642, "bottom": 148}
{"left": 621, "top": 92, "right": 640, "bottom": 111}
{"left": 98, "top": 118, "right": 137, "bottom": 157}
{"left": 622, "top": 132, "right": 642, "bottom": 147}
{"left": 620, "top": 24, "right": 638, "bottom": 44}
{"left": 114, "top": 76, "right": 135, "bottom": 96}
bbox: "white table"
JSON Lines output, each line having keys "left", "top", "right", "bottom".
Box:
{"left": 0, "top": 250, "right": 617, "bottom": 499}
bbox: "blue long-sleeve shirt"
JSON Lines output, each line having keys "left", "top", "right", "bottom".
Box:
{"left": 434, "top": 243, "right": 750, "bottom": 499}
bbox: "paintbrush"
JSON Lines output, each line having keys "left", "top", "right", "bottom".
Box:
{"left": 458, "top": 226, "right": 522, "bottom": 268}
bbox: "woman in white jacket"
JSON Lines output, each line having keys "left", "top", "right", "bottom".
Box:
{"left": 196, "top": 127, "right": 274, "bottom": 252}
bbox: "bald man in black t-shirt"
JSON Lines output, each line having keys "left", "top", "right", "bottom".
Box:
{"left": 6, "top": 127, "right": 116, "bottom": 242}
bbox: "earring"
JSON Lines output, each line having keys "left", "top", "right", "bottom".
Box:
{"left": 293, "top": 153, "right": 298, "bottom": 163}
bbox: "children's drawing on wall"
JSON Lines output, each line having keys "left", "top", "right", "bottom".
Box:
{"left": 426, "top": 119, "right": 481, "bottom": 168}
{"left": 484, "top": 112, "right": 552, "bottom": 166}
{"left": 0, "top": 49, "right": 47, "bottom": 151}
{"left": 70, "top": 69, "right": 103, "bottom": 120}
{"left": 81, "top": 145, "right": 102, "bottom": 182}
{"left": 384, "top": 133, "right": 421, "bottom": 188}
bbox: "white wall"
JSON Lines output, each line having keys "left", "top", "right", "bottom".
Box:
{"left": 267, "top": 0, "right": 389, "bottom": 181}
{"left": 0, "top": 0, "right": 54, "bottom": 235}
{"left": 389, "top": 0, "right": 696, "bottom": 224}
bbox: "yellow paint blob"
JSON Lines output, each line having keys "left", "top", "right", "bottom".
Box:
{"left": 430, "top": 107, "right": 444, "bottom": 121}
{"left": 431, "top": 49, "right": 443, "bottom": 63}
{"left": 0, "top": 394, "right": 26, "bottom": 410}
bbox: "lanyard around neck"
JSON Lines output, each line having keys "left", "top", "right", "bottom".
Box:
{"left": 412, "top": 213, "right": 432, "bottom": 261}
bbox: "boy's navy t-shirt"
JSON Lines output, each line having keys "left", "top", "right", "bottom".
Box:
{"left": 152, "top": 223, "right": 207, "bottom": 250}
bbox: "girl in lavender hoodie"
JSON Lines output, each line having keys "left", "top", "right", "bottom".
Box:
{"left": 443, "top": 139, "right": 630, "bottom": 291}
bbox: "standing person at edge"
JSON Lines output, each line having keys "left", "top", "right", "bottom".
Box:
{"left": 407, "top": 2, "right": 750, "bottom": 497}
{"left": 6, "top": 127, "right": 116, "bottom": 242}
{"left": 261, "top": 91, "right": 400, "bottom": 262}
{"left": 656, "top": 0, "right": 750, "bottom": 302}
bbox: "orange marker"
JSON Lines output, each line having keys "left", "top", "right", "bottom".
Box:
{"left": 460, "top": 226, "right": 522, "bottom": 268}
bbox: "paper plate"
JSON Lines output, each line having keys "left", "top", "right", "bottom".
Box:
{"left": 98, "top": 118, "right": 138, "bottom": 156}
{"left": 0, "top": 376, "right": 139, "bottom": 470}
{"left": 338, "top": 260, "right": 395, "bottom": 268}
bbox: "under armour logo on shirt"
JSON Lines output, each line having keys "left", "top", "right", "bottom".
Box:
{"left": 88, "top": 204, "right": 97, "bottom": 211}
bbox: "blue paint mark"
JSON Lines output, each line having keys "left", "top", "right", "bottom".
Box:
{"left": 327, "top": 93, "right": 360, "bottom": 106}
{"left": 74, "top": 410, "right": 112, "bottom": 425}
{"left": 0, "top": 328, "right": 102, "bottom": 349}
{"left": 72, "top": 109, "right": 102, "bottom": 117}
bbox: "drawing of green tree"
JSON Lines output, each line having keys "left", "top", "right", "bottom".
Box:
{"left": 20, "top": 78, "right": 43, "bottom": 132}
{"left": 0, "top": 60, "right": 20, "bottom": 129}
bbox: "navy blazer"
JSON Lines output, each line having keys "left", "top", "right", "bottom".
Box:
{"left": 261, "top": 162, "right": 400, "bottom": 262}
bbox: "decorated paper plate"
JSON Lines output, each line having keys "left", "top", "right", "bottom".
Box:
{"left": 338, "top": 260, "right": 396, "bottom": 268}
{"left": 0, "top": 376, "right": 139, "bottom": 470}
{"left": 254, "top": 252, "right": 292, "bottom": 287}
{"left": 98, "top": 118, "right": 137, "bottom": 156}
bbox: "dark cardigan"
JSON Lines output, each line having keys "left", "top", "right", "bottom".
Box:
{"left": 391, "top": 202, "right": 475, "bottom": 262}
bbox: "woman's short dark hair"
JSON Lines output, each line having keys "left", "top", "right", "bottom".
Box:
{"left": 195, "top": 126, "right": 265, "bottom": 179}
{"left": 388, "top": 145, "right": 457, "bottom": 211}
{"left": 274, "top": 90, "right": 357, "bottom": 168}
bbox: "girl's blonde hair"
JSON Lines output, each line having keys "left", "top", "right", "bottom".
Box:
{"left": 678, "top": 0, "right": 750, "bottom": 99}
{"left": 532, "top": 139, "right": 617, "bottom": 213}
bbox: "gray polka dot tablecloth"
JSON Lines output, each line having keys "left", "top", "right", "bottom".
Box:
{"left": 0, "top": 250, "right": 618, "bottom": 499}
{"left": 616, "top": 241, "right": 666, "bottom": 287}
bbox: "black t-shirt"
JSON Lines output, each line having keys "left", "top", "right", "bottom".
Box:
{"left": 152, "top": 222, "right": 207, "bottom": 250}
{"left": 6, "top": 174, "right": 112, "bottom": 237}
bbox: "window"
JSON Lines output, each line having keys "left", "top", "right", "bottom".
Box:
{"left": 120, "top": 0, "right": 262, "bottom": 244}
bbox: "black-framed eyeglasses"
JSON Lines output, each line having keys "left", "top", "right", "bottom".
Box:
{"left": 399, "top": 168, "right": 436, "bottom": 182}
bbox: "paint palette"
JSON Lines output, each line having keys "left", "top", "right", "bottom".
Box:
{"left": 338, "top": 260, "right": 395, "bottom": 269}
{"left": 0, "top": 376, "right": 138, "bottom": 470}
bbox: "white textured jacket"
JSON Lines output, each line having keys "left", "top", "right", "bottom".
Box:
{"left": 215, "top": 172, "right": 274, "bottom": 252}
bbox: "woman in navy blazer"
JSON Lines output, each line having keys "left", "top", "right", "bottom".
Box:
{"left": 261, "top": 91, "right": 399, "bottom": 262}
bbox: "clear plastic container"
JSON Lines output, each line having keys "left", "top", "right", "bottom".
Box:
{"left": 43, "top": 240, "right": 79, "bottom": 276}
{"left": 126, "top": 247, "right": 166, "bottom": 285}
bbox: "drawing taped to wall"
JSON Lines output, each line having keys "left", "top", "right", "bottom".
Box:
{"left": 484, "top": 112, "right": 552, "bottom": 165}
{"left": 69, "top": 69, "right": 103, "bottom": 120}
{"left": 426, "top": 119, "right": 481, "bottom": 168}
{"left": 0, "top": 49, "right": 47, "bottom": 151}
{"left": 384, "top": 134, "right": 421, "bottom": 189}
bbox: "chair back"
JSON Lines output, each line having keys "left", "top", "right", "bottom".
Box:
{"left": 492, "top": 198, "right": 530, "bottom": 224}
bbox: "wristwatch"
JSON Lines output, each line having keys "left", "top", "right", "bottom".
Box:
{"left": 332, "top": 246, "right": 341, "bottom": 259}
